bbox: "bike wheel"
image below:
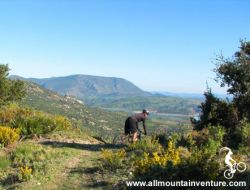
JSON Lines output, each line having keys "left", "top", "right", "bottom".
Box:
{"left": 113, "top": 134, "right": 126, "bottom": 145}
{"left": 224, "top": 169, "right": 234, "bottom": 179}
{"left": 237, "top": 162, "right": 247, "bottom": 172}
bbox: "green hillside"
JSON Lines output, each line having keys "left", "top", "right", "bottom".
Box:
{"left": 87, "top": 95, "right": 201, "bottom": 115}
{"left": 20, "top": 81, "right": 127, "bottom": 140}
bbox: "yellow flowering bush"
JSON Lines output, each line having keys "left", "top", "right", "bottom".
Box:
{"left": 100, "top": 148, "right": 126, "bottom": 171}
{"left": 0, "top": 126, "right": 20, "bottom": 147}
{"left": 0, "top": 104, "right": 72, "bottom": 136}
{"left": 0, "top": 103, "right": 33, "bottom": 124}
{"left": 18, "top": 166, "right": 32, "bottom": 181}
{"left": 135, "top": 139, "right": 181, "bottom": 174}
{"left": 54, "top": 115, "right": 72, "bottom": 130}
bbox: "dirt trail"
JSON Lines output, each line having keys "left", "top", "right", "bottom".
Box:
{"left": 17, "top": 137, "right": 107, "bottom": 190}
{"left": 41, "top": 138, "right": 104, "bottom": 190}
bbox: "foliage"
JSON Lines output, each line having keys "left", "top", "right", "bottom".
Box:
{"left": 100, "top": 128, "right": 226, "bottom": 187}
{"left": 237, "top": 119, "right": 250, "bottom": 146}
{"left": 18, "top": 166, "right": 32, "bottom": 181}
{"left": 0, "top": 155, "right": 11, "bottom": 170}
{"left": 54, "top": 115, "right": 72, "bottom": 131}
{"left": 191, "top": 90, "right": 238, "bottom": 131}
{"left": 1, "top": 138, "right": 80, "bottom": 188}
{"left": 238, "top": 119, "right": 250, "bottom": 155}
{"left": 0, "top": 64, "right": 26, "bottom": 106}
{"left": 134, "top": 139, "right": 181, "bottom": 176}
{"left": 0, "top": 103, "right": 72, "bottom": 136}
{"left": 15, "top": 114, "right": 71, "bottom": 135}
{"left": 203, "top": 125, "right": 225, "bottom": 156}
{"left": 10, "top": 141, "right": 62, "bottom": 179}
{"left": 215, "top": 40, "right": 250, "bottom": 120}
{"left": 127, "top": 137, "right": 162, "bottom": 154}
{"left": 100, "top": 148, "right": 126, "bottom": 171}
{"left": 0, "top": 126, "right": 20, "bottom": 147}
{"left": 180, "top": 147, "right": 220, "bottom": 181}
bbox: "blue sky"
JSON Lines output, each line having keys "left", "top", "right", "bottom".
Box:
{"left": 0, "top": 0, "right": 249, "bottom": 93}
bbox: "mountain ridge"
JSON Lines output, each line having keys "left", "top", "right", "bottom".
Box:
{"left": 10, "top": 74, "right": 150, "bottom": 99}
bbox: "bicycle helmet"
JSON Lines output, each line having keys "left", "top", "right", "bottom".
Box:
{"left": 142, "top": 109, "right": 150, "bottom": 115}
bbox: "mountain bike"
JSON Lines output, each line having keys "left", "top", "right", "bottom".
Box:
{"left": 224, "top": 161, "right": 247, "bottom": 179}
{"left": 113, "top": 129, "right": 143, "bottom": 145}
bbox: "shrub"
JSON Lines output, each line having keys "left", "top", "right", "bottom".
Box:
{"left": 127, "top": 137, "right": 162, "bottom": 154}
{"left": 238, "top": 119, "right": 250, "bottom": 146}
{"left": 18, "top": 166, "right": 32, "bottom": 181}
{"left": 203, "top": 125, "right": 225, "bottom": 156}
{"left": 53, "top": 115, "right": 72, "bottom": 131}
{"left": 134, "top": 139, "right": 181, "bottom": 176}
{"left": 0, "top": 104, "right": 72, "bottom": 136}
{"left": 238, "top": 119, "right": 250, "bottom": 155}
{"left": 100, "top": 148, "right": 126, "bottom": 171}
{"left": 0, "top": 103, "right": 32, "bottom": 125}
{"left": 11, "top": 142, "right": 48, "bottom": 171}
{"left": 10, "top": 141, "right": 65, "bottom": 180}
{"left": 0, "top": 156, "right": 11, "bottom": 170}
{"left": 0, "top": 126, "right": 20, "bottom": 147}
{"left": 180, "top": 147, "right": 220, "bottom": 180}
{"left": 18, "top": 115, "right": 56, "bottom": 135}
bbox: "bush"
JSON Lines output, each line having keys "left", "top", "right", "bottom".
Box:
{"left": 0, "top": 64, "right": 26, "bottom": 106}
{"left": 11, "top": 142, "right": 51, "bottom": 177}
{"left": 0, "top": 156, "right": 11, "bottom": 170}
{"left": 0, "top": 103, "right": 32, "bottom": 124}
{"left": 18, "top": 166, "right": 32, "bottom": 181}
{"left": 203, "top": 125, "right": 225, "bottom": 156}
{"left": 134, "top": 139, "right": 181, "bottom": 177}
{"left": 0, "top": 104, "right": 72, "bottom": 136}
{"left": 0, "top": 126, "right": 20, "bottom": 147}
{"left": 127, "top": 137, "right": 162, "bottom": 154}
{"left": 100, "top": 149, "right": 126, "bottom": 171}
{"left": 100, "top": 131, "right": 225, "bottom": 189}
{"left": 175, "top": 149, "right": 220, "bottom": 181}
{"left": 53, "top": 115, "right": 72, "bottom": 131}
{"left": 11, "top": 143, "right": 47, "bottom": 169}
{"left": 238, "top": 119, "right": 250, "bottom": 146}
{"left": 17, "top": 115, "right": 56, "bottom": 135}
{"left": 238, "top": 119, "right": 250, "bottom": 155}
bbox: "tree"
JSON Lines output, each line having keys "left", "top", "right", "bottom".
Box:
{"left": 191, "top": 40, "right": 250, "bottom": 148}
{"left": 215, "top": 40, "right": 250, "bottom": 120}
{"left": 191, "top": 89, "right": 238, "bottom": 131}
{"left": 0, "top": 64, "right": 26, "bottom": 106}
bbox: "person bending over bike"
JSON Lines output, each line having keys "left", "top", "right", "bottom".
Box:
{"left": 124, "top": 109, "right": 149, "bottom": 142}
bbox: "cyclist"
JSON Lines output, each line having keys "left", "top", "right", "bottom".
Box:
{"left": 124, "top": 109, "right": 149, "bottom": 142}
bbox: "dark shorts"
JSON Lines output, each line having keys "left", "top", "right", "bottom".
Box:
{"left": 124, "top": 117, "right": 137, "bottom": 135}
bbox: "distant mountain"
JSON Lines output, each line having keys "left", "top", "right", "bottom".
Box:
{"left": 12, "top": 75, "right": 150, "bottom": 100}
